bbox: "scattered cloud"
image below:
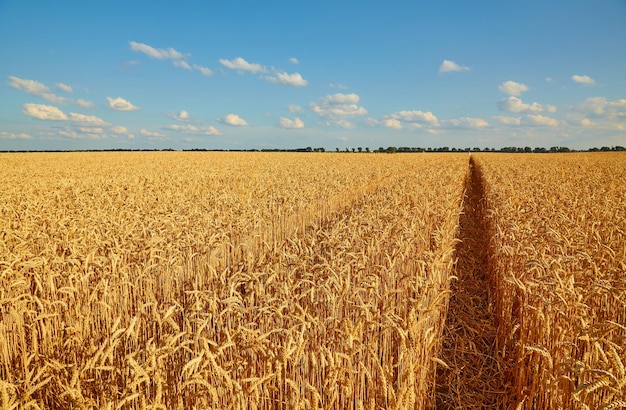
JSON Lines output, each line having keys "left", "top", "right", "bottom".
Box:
{"left": 438, "top": 60, "right": 471, "bottom": 74}
{"left": 578, "top": 97, "right": 626, "bottom": 118}
{"left": 309, "top": 93, "right": 368, "bottom": 120}
{"left": 383, "top": 118, "right": 403, "bottom": 129}
{"left": 498, "top": 96, "right": 556, "bottom": 113}
{"left": 287, "top": 104, "right": 303, "bottom": 113}
{"left": 173, "top": 60, "right": 192, "bottom": 70}
{"left": 278, "top": 117, "right": 304, "bottom": 129}
{"left": 220, "top": 113, "right": 248, "bottom": 126}
{"left": 107, "top": 96, "right": 139, "bottom": 111}
{"left": 75, "top": 99, "right": 94, "bottom": 108}
{"left": 68, "top": 112, "right": 109, "bottom": 126}
{"left": 329, "top": 83, "right": 348, "bottom": 89}
{"left": 289, "top": 57, "right": 299, "bottom": 65}
{"left": 166, "top": 124, "right": 222, "bottom": 135}
{"left": 442, "top": 117, "right": 490, "bottom": 129}
{"left": 572, "top": 74, "right": 596, "bottom": 86}
{"left": 22, "top": 103, "right": 68, "bottom": 120}
{"left": 493, "top": 115, "right": 522, "bottom": 125}
{"left": 130, "top": 41, "right": 186, "bottom": 61}
{"left": 110, "top": 125, "right": 128, "bottom": 134}
{"left": 194, "top": 65, "right": 213, "bottom": 76}
{"left": 498, "top": 80, "right": 528, "bottom": 96}
{"left": 170, "top": 110, "right": 190, "bottom": 121}
{"left": 265, "top": 71, "right": 308, "bottom": 87}
{"left": 525, "top": 114, "right": 559, "bottom": 127}
{"left": 140, "top": 128, "right": 164, "bottom": 137}
{"left": 389, "top": 110, "right": 439, "bottom": 125}
{"left": 219, "top": 57, "right": 266, "bottom": 74}
{"left": 334, "top": 119, "right": 355, "bottom": 129}
{"left": 0, "top": 131, "right": 33, "bottom": 140}
{"left": 56, "top": 83, "right": 73, "bottom": 93}
{"left": 8, "top": 76, "right": 69, "bottom": 104}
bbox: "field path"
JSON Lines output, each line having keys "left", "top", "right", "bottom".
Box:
{"left": 434, "top": 157, "right": 508, "bottom": 409}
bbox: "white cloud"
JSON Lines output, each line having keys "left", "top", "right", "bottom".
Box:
{"left": 329, "top": 83, "right": 348, "bottom": 89}
{"left": 493, "top": 115, "right": 522, "bottom": 125}
{"left": 289, "top": 57, "right": 299, "bottom": 64}
{"left": 525, "top": 115, "right": 559, "bottom": 127}
{"left": 56, "top": 83, "right": 73, "bottom": 93}
{"left": 334, "top": 119, "right": 355, "bottom": 129}
{"left": 177, "top": 110, "right": 189, "bottom": 120}
{"left": 278, "top": 117, "right": 304, "bottom": 129}
{"left": 75, "top": 99, "right": 94, "bottom": 108}
{"left": 194, "top": 65, "right": 213, "bottom": 76}
{"left": 309, "top": 93, "right": 367, "bottom": 119}
{"left": 498, "top": 96, "right": 555, "bottom": 113}
{"left": 219, "top": 57, "right": 265, "bottom": 74}
{"left": 8, "top": 76, "right": 69, "bottom": 104}
{"left": 166, "top": 124, "right": 222, "bottom": 135}
{"left": 68, "top": 112, "right": 109, "bottom": 126}
{"left": 572, "top": 74, "right": 596, "bottom": 86}
{"left": 265, "top": 71, "right": 308, "bottom": 87}
{"left": 384, "top": 118, "right": 403, "bottom": 129}
{"left": 498, "top": 80, "right": 528, "bottom": 96}
{"left": 363, "top": 117, "right": 380, "bottom": 127}
{"left": 107, "top": 97, "right": 139, "bottom": 111}
{"left": 173, "top": 60, "right": 192, "bottom": 70}
{"left": 129, "top": 41, "right": 186, "bottom": 60}
{"left": 443, "top": 117, "right": 490, "bottom": 129}
{"left": 22, "top": 103, "right": 67, "bottom": 120}
{"left": 140, "top": 128, "right": 164, "bottom": 137}
{"left": 78, "top": 127, "right": 104, "bottom": 134}
{"left": 0, "top": 131, "right": 33, "bottom": 140}
{"left": 110, "top": 125, "right": 128, "bottom": 134}
{"left": 220, "top": 113, "right": 248, "bottom": 126}
{"left": 579, "top": 97, "right": 626, "bottom": 118}
{"left": 390, "top": 110, "right": 439, "bottom": 124}
{"left": 287, "top": 104, "right": 303, "bottom": 113}
{"left": 438, "top": 60, "right": 471, "bottom": 74}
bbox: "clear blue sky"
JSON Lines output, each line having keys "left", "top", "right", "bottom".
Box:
{"left": 1, "top": 0, "right": 625, "bottom": 150}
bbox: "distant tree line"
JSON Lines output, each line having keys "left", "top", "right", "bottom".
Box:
{"left": 1, "top": 146, "right": 624, "bottom": 154}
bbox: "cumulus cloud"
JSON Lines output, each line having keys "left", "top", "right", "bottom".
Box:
{"left": 265, "top": 71, "right": 308, "bottom": 87}
{"left": 110, "top": 125, "right": 128, "bottom": 134}
{"left": 220, "top": 113, "right": 248, "bottom": 126}
{"left": 68, "top": 112, "right": 109, "bottom": 126}
{"left": 308, "top": 93, "right": 368, "bottom": 119}
{"left": 525, "top": 115, "right": 559, "bottom": 127}
{"left": 166, "top": 124, "right": 222, "bottom": 135}
{"left": 140, "top": 128, "right": 164, "bottom": 138}
{"left": 169, "top": 110, "right": 189, "bottom": 121}
{"left": 384, "top": 118, "right": 403, "bottom": 129}
{"left": 289, "top": 57, "right": 299, "bottom": 64}
{"left": 334, "top": 119, "right": 355, "bottom": 129}
{"left": 287, "top": 104, "right": 303, "bottom": 113}
{"left": 8, "top": 76, "right": 70, "bottom": 104}
{"left": 493, "top": 115, "right": 522, "bottom": 125}
{"left": 572, "top": 75, "right": 596, "bottom": 86}
{"left": 75, "top": 99, "right": 94, "bottom": 108}
{"left": 579, "top": 97, "right": 626, "bottom": 118}
{"left": 498, "top": 80, "right": 528, "bottom": 96}
{"left": 442, "top": 117, "right": 490, "bottom": 129}
{"left": 0, "top": 131, "right": 33, "bottom": 140}
{"left": 278, "top": 117, "right": 304, "bottom": 129}
{"left": 107, "top": 97, "right": 139, "bottom": 111}
{"left": 498, "top": 96, "right": 555, "bottom": 113}
{"left": 389, "top": 110, "right": 439, "bottom": 125}
{"left": 219, "top": 57, "right": 265, "bottom": 74}
{"left": 194, "top": 65, "right": 213, "bottom": 76}
{"left": 22, "top": 103, "right": 67, "bottom": 120}
{"left": 173, "top": 60, "right": 192, "bottom": 70}
{"left": 438, "top": 60, "right": 471, "bottom": 74}
{"left": 56, "top": 83, "right": 73, "bottom": 93}
{"left": 130, "top": 41, "right": 186, "bottom": 60}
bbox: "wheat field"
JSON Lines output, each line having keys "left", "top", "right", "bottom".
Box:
{"left": 0, "top": 151, "right": 624, "bottom": 409}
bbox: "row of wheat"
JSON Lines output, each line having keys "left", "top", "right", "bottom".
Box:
{"left": 474, "top": 153, "right": 626, "bottom": 409}
{"left": 0, "top": 152, "right": 467, "bottom": 409}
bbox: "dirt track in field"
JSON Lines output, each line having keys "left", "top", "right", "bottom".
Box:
{"left": 434, "top": 158, "right": 507, "bottom": 409}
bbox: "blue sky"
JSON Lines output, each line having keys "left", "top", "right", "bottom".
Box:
{"left": 1, "top": 0, "right": 625, "bottom": 151}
